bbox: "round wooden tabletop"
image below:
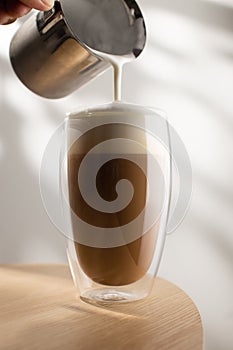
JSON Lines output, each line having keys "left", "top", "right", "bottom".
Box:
{"left": 0, "top": 265, "right": 203, "bottom": 350}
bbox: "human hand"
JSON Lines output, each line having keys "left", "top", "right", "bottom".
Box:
{"left": 0, "top": 0, "right": 54, "bottom": 25}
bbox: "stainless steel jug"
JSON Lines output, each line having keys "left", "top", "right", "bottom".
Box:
{"left": 10, "top": 0, "right": 146, "bottom": 99}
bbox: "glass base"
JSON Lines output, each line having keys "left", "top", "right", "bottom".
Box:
{"left": 80, "top": 288, "right": 147, "bottom": 305}
{"left": 67, "top": 241, "right": 157, "bottom": 305}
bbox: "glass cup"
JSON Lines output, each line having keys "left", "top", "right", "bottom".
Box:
{"left": 59, "top": 102, "right": 171, "bottom": 304}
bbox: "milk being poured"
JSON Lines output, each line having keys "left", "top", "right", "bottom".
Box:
{"left": 92, "top": 50, "right": 132, "bottom": 101}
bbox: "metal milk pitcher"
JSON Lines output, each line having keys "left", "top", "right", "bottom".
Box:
{"left": 10, "top": 0, "right": 146, "bottom": 99}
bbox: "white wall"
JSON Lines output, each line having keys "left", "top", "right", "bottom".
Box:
{"left": 0, "top": 0, "right": 233, "bottom": 349}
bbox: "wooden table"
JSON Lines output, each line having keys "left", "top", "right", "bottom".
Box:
{"left": 0, "top": 265, "right": 203, "bottom": 350}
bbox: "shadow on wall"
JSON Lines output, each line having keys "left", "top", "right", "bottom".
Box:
{"left": 151, "top": 0, "right": 233, "bottom": 33}
{"left": 136, "top": 0, "right": 233, "bottom": 247}
{"left": 0, "top": 55, "right": 67, "bottom": 263}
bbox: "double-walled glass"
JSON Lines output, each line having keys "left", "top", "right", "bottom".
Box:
{"left": 60, "top": 102, "right": 171, "bottom": 304}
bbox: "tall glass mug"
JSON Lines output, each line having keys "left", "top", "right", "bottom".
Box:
{"left": 60, "top": 102, "right": 171, "bottom": 304}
